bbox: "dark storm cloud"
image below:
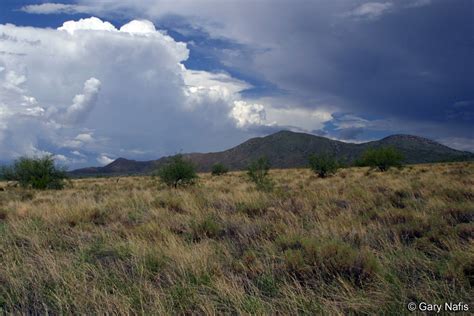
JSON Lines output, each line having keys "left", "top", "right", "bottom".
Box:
{"left": 232, "top": 1, "right": 473, "bottom": 124}
{"left": 327, "top": 1, "right": 473, "bottom": 122}
{"left": 229, "top": 0, "right": 474, "bottom": 145}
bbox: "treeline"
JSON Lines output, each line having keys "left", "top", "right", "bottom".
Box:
{"left": 0, "top": 147, "right": 404, "bottom": 191}
{"left": 153, "top": 146, "right": 405, "bottom": 191}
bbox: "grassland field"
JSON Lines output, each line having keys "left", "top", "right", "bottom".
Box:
{"left": 0, "top": 162, "right": 473, "bottom": 314}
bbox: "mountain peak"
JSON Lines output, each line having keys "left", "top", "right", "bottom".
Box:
{"left": 269, "top": 130, "right": 306, "bottom": 136}
{"left": 272, "top": 130, "right": 295, "bottom": 135}
{"left": 112, "top": 157, "right": 129, "bottom": 162}
{"left": 106, "top": 157, "right": 131, "bottom": 166}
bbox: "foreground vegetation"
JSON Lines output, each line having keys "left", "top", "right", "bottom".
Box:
{"left": 0, "top": 156, "right": 68, "bottom": 190}
{"left": 0, "top": 162, "right": 472, "bottom": 314}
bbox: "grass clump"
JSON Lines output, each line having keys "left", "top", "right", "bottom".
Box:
{"left": 190, "top": 216, "right": 223, "bottom": 241}
{"left": 254, "top": 273, "right": 279, "bottom": 297}
{"left": 235, "top": 199, "right": 269, "bottom": 217}
{"left": 280, "top": 237, "right": 380, "bottom": 287}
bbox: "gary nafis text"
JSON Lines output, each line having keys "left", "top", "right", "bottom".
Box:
{"left": 407, "top": 302, "right": 469, "bottom": 313}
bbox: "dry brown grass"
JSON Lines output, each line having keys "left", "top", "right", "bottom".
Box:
{"left": 0, "top": 162, "right": 473, "bottom": 314}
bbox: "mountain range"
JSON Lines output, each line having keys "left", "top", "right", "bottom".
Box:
{"left": 70, "top": 131, "right": 474, "bottom": 176}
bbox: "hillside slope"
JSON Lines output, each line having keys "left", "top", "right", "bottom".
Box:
{"left": 70, "top": 131, "right": 473, "bottom": 176}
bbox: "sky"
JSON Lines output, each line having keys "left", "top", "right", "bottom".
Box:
{"left": 0, "top": 0, "right": 472, "bottom": 168}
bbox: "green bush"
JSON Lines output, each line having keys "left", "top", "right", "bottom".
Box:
{"left": 358, "top": 147, "right": 404, "bottom": 172}
{"left": 308, "top": 153, "right": 339, "bottom": 178}
{"left": 0, "top": 156, "right": 68, "bottom": 190}
{"left": 211, "top": 163, "right": 229, "bottom": 176}
{"left": 247, "top": 156, "right": 272, "bottom": 191}
{"left": 156, "top": 155, "right": 197, "bottom": 188}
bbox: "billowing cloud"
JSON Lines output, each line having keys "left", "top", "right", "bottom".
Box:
{"left": 230, "top": 101, "right": 266, "bottom": 128}
{"left": 265, "top": 106, "right": 333, "bottom": 132}
{"left": 4, "top": 0, "right": 473, "bottom": 163}
{"left": 183, "top": 68, "right": 250, "bottom": 108}
{"left": 2, "top": 17, "right": 320, "bottom": 167}
{"left": 61, "top": 78, "right": 101, "bottom": 125}
{"left": 119, "top": 20, "right": 157, "bottom": 34}
{"left": 0, "top": 17, "right": 192, "bottom": 164}
{"left": 43, "top": 0, "right": 472, "bottom": 150}
{"left": 58, "top": 16, "right": 116, "bottom": 34}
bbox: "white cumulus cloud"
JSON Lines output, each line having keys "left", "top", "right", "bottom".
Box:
{"left": 119, "top": 20, "right": 157, "bottom": 35}
{"left": 61, "top": 77, "right": 101, "bottom": 125}
{"left": 231, "top": 101, "right": 266, "bottom": 128}
{"left": 0, "top": 17, "right": 281, "bottom": 167}
{"left": 0, "top": 16, "right": 339, "bottom": 167}
{"left": 58, "top": 16, "right": 117, "bottom": 34}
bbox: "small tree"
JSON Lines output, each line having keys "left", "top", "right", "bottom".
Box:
{"left": 247, "top": 156, "right": 272, "bottom": 191}
{"left": 211, "top": 163, "right": 229, "bottom": 176}
{"left": 0, "top": 165, "right": 15, "bottom": 181}
{"left": 308, "top": 153, "right": 339, "bottom": 178}
{"left": 157, "top": 155, "right": 197, "bottom": 188}
{"left": 359, "top": 147, "right": 404, "bottom": 172}
{"left": 1, "top": 156, "right": 68, "bottom": 189}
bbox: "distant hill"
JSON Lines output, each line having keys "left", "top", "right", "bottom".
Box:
{"left": 70, "top": 131, "right": 474, "bottom": 176}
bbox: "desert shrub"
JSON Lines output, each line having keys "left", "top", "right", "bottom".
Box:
{"left": 247, "top": 156, "right": 273, "bottom": 191}
{"left": 308, "top": 153, "right": 339, "bottom": 178}
{"left": 211, "top": 163, "right": 229, "bottom": 176}
{"left": 0, "top": 156, "right": 68, "bottom": 190}
{"left": 0, "top": 165, "right": 14, "bottom": 181}
{"left": 156, "top": 155, "right": 197, "bottom": 188}
{"left": 358, "top": 147, "right": 404, "bottom": 171}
